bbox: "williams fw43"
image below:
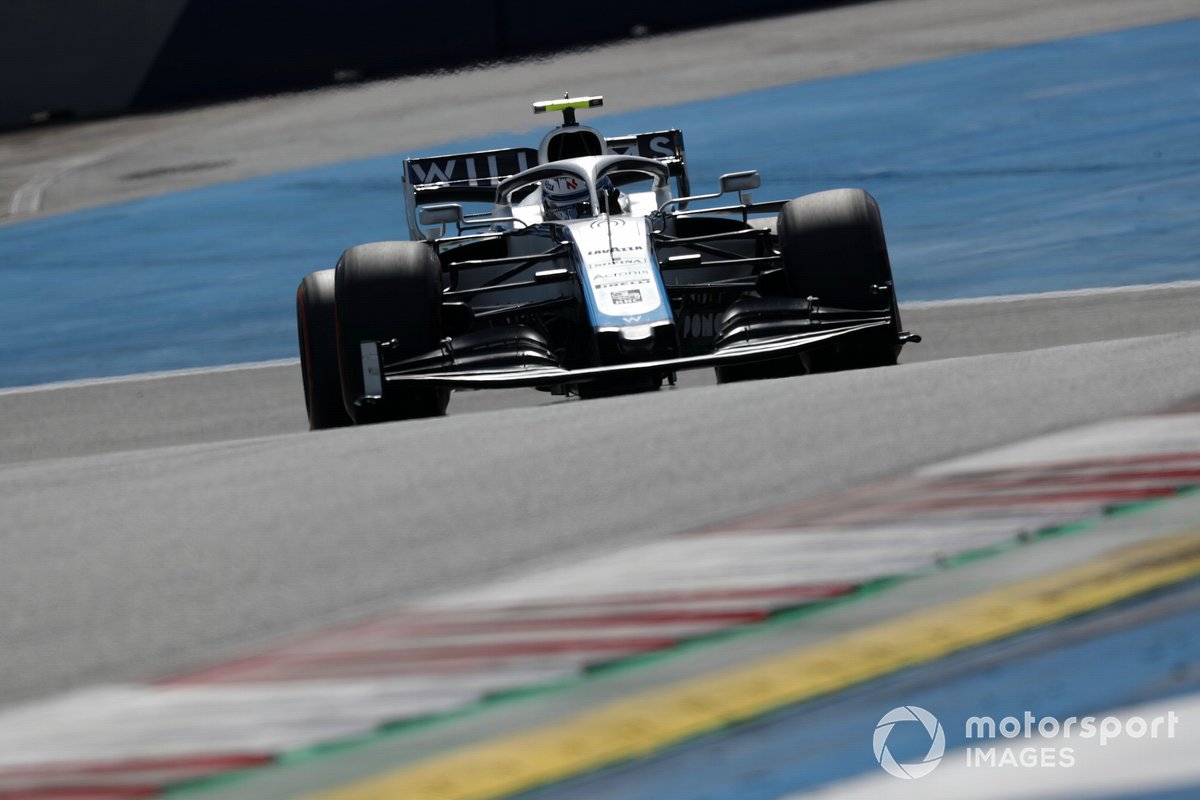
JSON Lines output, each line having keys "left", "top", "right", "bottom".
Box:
{"left": 295, "top": 95, "right": 920, "bottom": 428}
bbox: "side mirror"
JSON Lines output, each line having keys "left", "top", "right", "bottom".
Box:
{"left": 418, "top": 203, "right": 464, "bottom": 226}
{"left": 657, "top": 169, "right": 763, "bottom": 214}
{"left": 719, "top": 171, "right": 760, "bottom": 195}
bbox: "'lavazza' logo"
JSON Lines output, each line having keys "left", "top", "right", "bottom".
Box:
{"left": 874, "top": 706, "right": 945, "bottom": 779}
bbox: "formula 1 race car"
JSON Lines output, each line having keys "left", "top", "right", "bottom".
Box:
{"left": 295, "top": 95, "right": 919, "bottom": 428}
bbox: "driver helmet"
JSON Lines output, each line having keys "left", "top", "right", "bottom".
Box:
{"left": 542, "top": 175, "right": 591, "bottom": 220}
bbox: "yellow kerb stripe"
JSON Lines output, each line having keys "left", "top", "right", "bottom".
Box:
{"left": 305, "top": 530, "right": 1200, "bottom": 800}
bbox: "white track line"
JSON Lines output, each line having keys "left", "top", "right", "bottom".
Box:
{"left": 900, "top": 280, "right": 1200, "bottom": 309}
{"left": 9, "top": 154, "right": 113, "bottom": 218}
{"left": 0, "top": 358, "right": 298, "bottom": 397}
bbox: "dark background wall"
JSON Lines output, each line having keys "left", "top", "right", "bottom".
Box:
{"left": 0, "top": 0, "right": 187, "bottom": 127}
{"left": 2, "top": 0, "right": 826, "bottom": 129}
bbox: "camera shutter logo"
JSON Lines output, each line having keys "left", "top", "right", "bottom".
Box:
{"left": 873, "top": 706, "right": 946, "bottom": 779}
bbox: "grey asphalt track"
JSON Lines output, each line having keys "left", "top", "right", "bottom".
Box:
{"left": 2, "top": 322, "right": 1200, "bottom": 704}
{"left": 2, "top": 0, "right": 1200, "bottom": 713}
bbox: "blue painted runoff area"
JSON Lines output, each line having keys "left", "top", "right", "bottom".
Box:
{"left": 1, "top": 19, "right": 1197, "bottom": 387}
{"left": 1078, "top": 789, "right": 1200, "bottom": 800}
{"left": 512, "top": 584, "right": 1200, "bottom": 800}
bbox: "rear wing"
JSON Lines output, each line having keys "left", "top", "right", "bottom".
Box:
{"left": 603, "top": 130, "right": 689, "bottom": 196}
{"left": 404, "top": 130, "right": 689, "bottom": 238}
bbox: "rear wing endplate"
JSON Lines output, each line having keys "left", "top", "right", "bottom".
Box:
{"left": 603, "top": 130, "right": 689, "bottom": 195}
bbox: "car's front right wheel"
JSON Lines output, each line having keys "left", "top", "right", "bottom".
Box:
{"left": 296, "top": 269, "right": 352, "bottom": 430}
{"left": 334, "top": 241, "right": 450, "bottom": 424}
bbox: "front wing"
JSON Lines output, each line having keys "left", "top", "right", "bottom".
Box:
{"left": 384, "top": 320, "right": 892, "bottom": 389}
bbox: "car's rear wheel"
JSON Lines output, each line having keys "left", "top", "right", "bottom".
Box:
{"left": 296, "top": 269, "right": 352, "bottom": 430}
{"left": 334, "top": 242, "right": 449, "bottom": 424}
{"left": 778, "top": 187, "right": 902, "bottom": 372}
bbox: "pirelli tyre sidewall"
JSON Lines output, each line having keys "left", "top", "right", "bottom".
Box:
{"left": 296, "top": 269, "right": 353, "bottom": 430}
{"left": 778, "top": 188, "right": 902, "bottom": 371}
{"left": 333, "top": 241, "right": 449, "bottom": 424}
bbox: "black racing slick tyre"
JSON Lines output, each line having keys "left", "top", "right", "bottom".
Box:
{"left": 334, "top": 241, "right": 449, "bottom": 424}
{"left": 296, "top": 269, "right": 352, "bottom": 430}
{"left": 777, "top": 188, "right": 903, "bottom": 371}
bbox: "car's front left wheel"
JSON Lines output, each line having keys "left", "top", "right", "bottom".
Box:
{"left": 778, "top": 187, "right": 903, "bottom": 372}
